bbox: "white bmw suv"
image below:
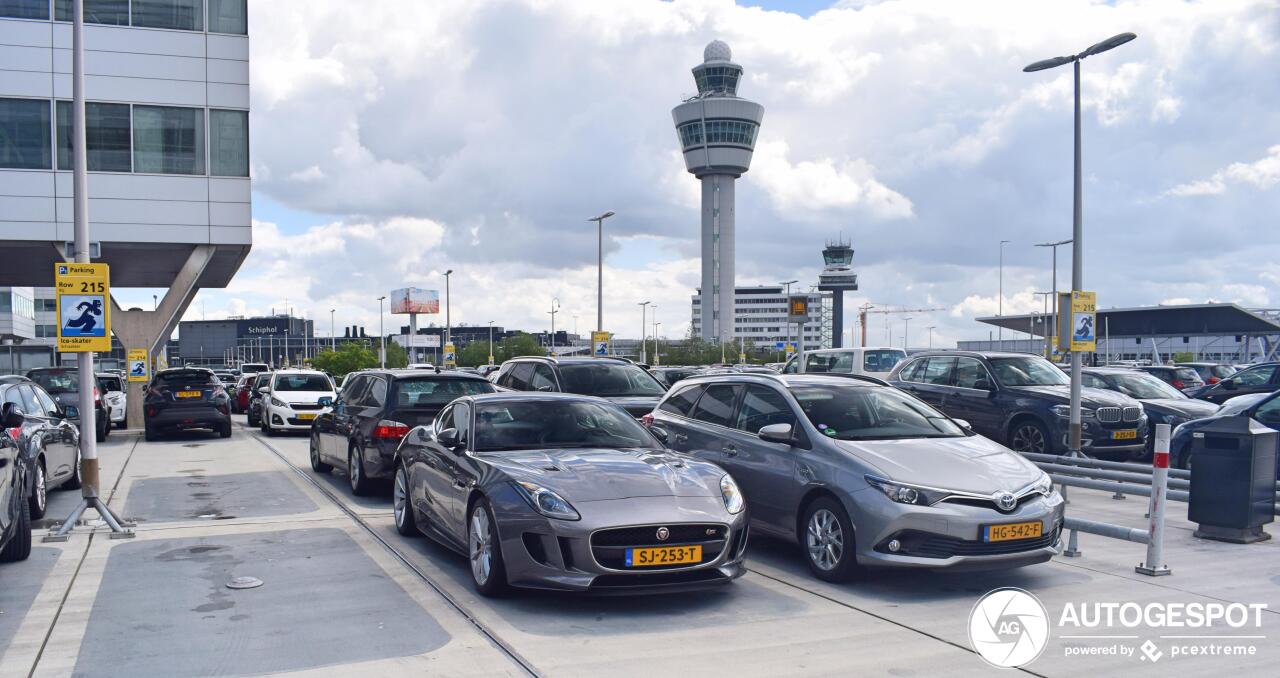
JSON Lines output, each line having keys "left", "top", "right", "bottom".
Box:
{"left": 260, "top": 369, "right": 336, "bottom": 435}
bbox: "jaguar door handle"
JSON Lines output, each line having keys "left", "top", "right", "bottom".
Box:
{"left": 453, "top": 479, "right": 473, "bottom": 490}
{"left": 674, "top": 434, "right": 688, "bottom": 444}
{"left": 723, "top": 444, "right": 738, "bottom": 457}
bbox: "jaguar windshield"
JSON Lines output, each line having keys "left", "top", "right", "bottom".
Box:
{"left": 474, "top": 399, "right": 660, "bottom": 451}
{"left": 790, "top": 385, "right": 966, "bottom": 441}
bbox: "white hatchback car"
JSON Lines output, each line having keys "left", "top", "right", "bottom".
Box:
{"left": 260, "top": 369, "right": 336, "bottom": 435}
{"left": 782, "top": 347, "right": 909, "bottom": 380}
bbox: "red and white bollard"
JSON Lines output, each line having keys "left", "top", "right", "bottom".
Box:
{"left": 1136, "top": 423, "right": 1172, "bottom": 576}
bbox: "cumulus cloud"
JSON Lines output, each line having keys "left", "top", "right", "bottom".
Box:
{"left": 750, "top": 140, "right": 913, "bottom": 219}
{"left": 1165, "top": 144, "right": 1280, "bottom": 196}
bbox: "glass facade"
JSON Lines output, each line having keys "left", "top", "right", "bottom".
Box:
{"left": 209, "top": 108, "right": 248, "bottom": 176}
{"left": 0, "top": 98, "right": 51, "bottom": 169}
{"left": 57, "top": 100, "right": 133, "bottom": 172}
{"left": 677, "top": 119, "right": 757, "bottom": 149}
{"left": 54, "top": 0, "right": 128, "bottom": 24}
{"left": 45, "top": 1, "right": 248, "bottom": 34}
{"left": 206, "top": 0, "right": 243, "bottom": 34}
{"left": 131, "top": 0, "right": 201, "bottom": 30}
{"left": 694, "top": 66, "right": 741, "bottom": 96}
{"left": 0, "top": 0, "right": 48, "bottom": 19}
{"left": 0, "top": 290, "right": 35, "bottom": 319}
{"left": 133, "top": 105, "right": 204, "bottom": 174}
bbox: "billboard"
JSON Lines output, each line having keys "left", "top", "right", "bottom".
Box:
{"left": 391, "top": 288, "right": 439, "bottom": 315}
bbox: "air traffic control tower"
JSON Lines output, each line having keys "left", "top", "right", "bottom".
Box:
{"left": 673, "top": 41, "right": 764, "bottom": 342}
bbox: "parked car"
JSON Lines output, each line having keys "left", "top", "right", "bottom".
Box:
{"left": 213, "top": 370, "right": 237, "bottom": 385}
{"left": 393, "top": 392, "right": 747, "bottom": 595}
{"left": 782, "top": 347, "right": 909, "bottom": 380}
{"left": 476, "top": 364, "right": 501, "bottom": 379}
{"left": 1081, "top": 368, "right": 1217, "bottom": 459}
{"left": 26, "top": 367, "right": 109, "bottom": 443}
{"left": 245, "top": 372, "right": 273, "bottom": 427}
{"left": 143, "top": 368, "right": 233, "bottom": 440}
{"left": 1169, "top": 391, "right": 1280, "bottom": 469}
{"left": 232, "top": 373, "right": 258, "bottom": 414}
{"left": 97, "top": 372, "right": 127, "bottom": 429}
{"left": 259, "top": 369, "right": 337, "bottom": 435}
{"left": 650, "top": 367, "right": 703, "bottom": 387}
{"left": 888, "top": 351, "right": 1148, "bottom": 457}
{"left": 1137, "top": 366, "right": 1206, "bottom": 394}
{"left": 492, "top": 356, "right": 667, "bottom": 417}
{"left": 1, "top": 404, "right": 35, "bottom": 563}
{"left": 240, "top": 362, "right": 271, "bottom": 376}
{"left": 310, "top": 369, "right": 496, "bottom": 494}
{"left": 1176, "top": 362, "right": 1237, "bottom": 385}
{"left": 1188, "top": 362, "right": 1280, "bottom": 405}
{"left": 1, "top": 379, "right": 81, "bottom": 520}
{"left": 650, "top": 372, "right": 1062, "bottom": 580}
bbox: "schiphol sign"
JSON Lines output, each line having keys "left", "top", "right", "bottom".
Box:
{"left": 968, "top": 588, "right": 1268, "bottom": 668}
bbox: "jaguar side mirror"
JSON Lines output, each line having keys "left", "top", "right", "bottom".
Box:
{"left": 758, "top": 423, "right": 794, "bottom": 444}
{"left": 649, "top": 425, "right": 670, "bottom": 445}
{"left": 64, "top": 405, "right": 80, "bottom": 420}
{"left": 437, "top": 427, "right": 462, "bottom": 450}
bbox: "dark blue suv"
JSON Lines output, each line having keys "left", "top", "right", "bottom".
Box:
{"left": 888, "top": 351, "right": 1148, "bottom": 457}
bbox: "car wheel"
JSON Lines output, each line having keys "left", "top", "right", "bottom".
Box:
{"left": 63, "top": 456, "right": 81, "bottom": 490}
{"left": 144, "top": 425, "right": 159, "bottom": 442}
{"left": 468, "top": 497, "right": 508, "bottom": 597}
{"left": 0, "top": 495, "right": 32, "bottom": 562}
{"left": 348, "top": 445, "right": 371, "bottom": 496}
{"left": 309, "top": 432, "right": 332, "bottom": 474}
{"left": 96, "top": 418, "right": 107, "bottom": 443}
{"left": 802, "top": 496, "right": 859, "bottom": 582}
{"left": 261, "top": 416, "right": 272, "bottom": 436}
{"left": 28, "top": 459, "right": 47, "bottom": 520}
{"left": 1009, "top": 419, "right": 1050, "bottom": 454}
{"left": 247, "top": 409, "right": 258, "bottom": 427}
{"left": 393, "top": 463, "right": 418, "bottom": 536}
{"left": 218, "top": 421, "right": 232, "bottom": 438}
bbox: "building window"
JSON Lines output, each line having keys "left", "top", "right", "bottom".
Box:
{"left": 0, "top": 291, "right": 35, "bottom": 319}
{"left": 0, "top": 0, "right": 49, "bottom": 19}
{"left": 131, "top": 0, "right": 202, "bottom": 31}
{"left": 35, "top": 324, "right": 57, "bottom": 338}
{"left": 207, "top": 0, "right": 244, "bottom": 34}
{"left": 56, "top": 101, "right": 132, "bottom": 172}
{"left": 0, "top": 98, "right": 52, "bottom": 169}
{"left": 37, "top": 298, "right": 57, "bottom": 312}
{"left": 133, "top": 105, "right": 204, "bottom": 174}
{"left": 676, "top": 120, "right": 758, "bottom": 149}
{"left": 54, "top": 0, "right": 129, "bottom": 24}
{"left": 209, "top": 109, "right": 248, "bottom": 176}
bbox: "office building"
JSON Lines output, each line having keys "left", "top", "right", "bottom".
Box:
{"left": 692, "top": 285, "right": 833, "bottom": 351}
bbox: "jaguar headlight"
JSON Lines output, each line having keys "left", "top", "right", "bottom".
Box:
{"left": 720, "top": 474, "right": 745, "bottom": 514}
{"left": 865, "top": 475, "right": 947, "bottom": 506}
{"left": 513, "top": 481, "right": 580, "bottom": 521}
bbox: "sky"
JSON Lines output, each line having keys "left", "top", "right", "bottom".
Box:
{"left": 125, "top": 0, "right": 1280, "bottom": 348}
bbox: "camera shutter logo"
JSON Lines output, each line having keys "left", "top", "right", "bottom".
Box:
{"left": 968, "top": 588, "right": 1050, "bottom": 668}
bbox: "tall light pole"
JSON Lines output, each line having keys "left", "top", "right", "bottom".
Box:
{"left": 589, "top": 210, "right": 615, "bottom": 332}
{"left": 1034, "top": 291, "right": 1054, "bottom": 357}
{"left": 488, "top": 321, "right": 495, "bottom": 365}
{"left": 1035, "top": 239, "right": 1072, "bottom": 353}
{"left": 926, "top": 325, "right": 936, "bottom": 349}
{"left": 903, "top": 317, "right": 913, "bottom": 350}
{"left": 654, "top": 321, "right": 662, "bottom": 364}
{"left": 548, "top": 298, "right": 560, "bottom": 356}
{"left": 998, "top": 239, "right": 1010, "bottom": 346}
{"left": 780, "top": 279, "right": 798, "bottom": 355}
{"left": 377, "top": 295, "right": 387, "bottom": 368}
{"left": 443, "top": 269, "right": 453, "bottom": 347}
{"left": 650, "top": 305, "right": 657, "bottom": 364}
{"left": 638, "top": 301, "right": 650, "bottom": 363}
{"left": 329, "top": 309, "right": 336, "bottom": 351}
{"left": 1025, "top": 31, "right": 1136, "bottom": 458}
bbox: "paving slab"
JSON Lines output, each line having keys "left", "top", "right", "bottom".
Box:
{"left": 0, "top": 547, "right": 60, "bottom": 658}
{"left": 122, "top": 470, "right": 316, "bottom": 522}
{"left": 70, "top": 527, "right": 450, "bottom": 678}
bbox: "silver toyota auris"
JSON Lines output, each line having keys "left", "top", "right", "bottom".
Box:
{"left": 651, "top": 373, "right": 1064, "bottom": 582}
{"left": 393, "top": 392, "right": 748, "bottom": 595}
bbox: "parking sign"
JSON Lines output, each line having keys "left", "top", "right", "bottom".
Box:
{"left": 127, "top": 348, "right": 149, "bottom": 382}
{"left": 591, "top": 331, "right": 611, "bottom": 357}
{"left": 55, "top": 263, "right": 111, "bottom": 352}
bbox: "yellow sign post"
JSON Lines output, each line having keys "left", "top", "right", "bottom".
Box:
{"left": 55, "top": 263, "right": 111, "bottom": 353}
{"left": 443, "top": 342, "right": 456, "bottom": 367}
{"left": 127, "top": 348, "right": 149, "bottom": 382}
{"left": 591, "top": 331, "right": 611, "bottom": 358}
{"left": 1058, "top": 291, "right": 1096, "bottom": 353}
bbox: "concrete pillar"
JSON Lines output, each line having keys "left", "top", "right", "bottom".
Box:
{"left": 700, "top": 175, "right": 737, "bottom": 343}
{"left": 108, "top": 245, "right": 214, "bottom": 428}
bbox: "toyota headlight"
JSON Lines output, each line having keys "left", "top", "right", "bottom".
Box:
{"left": 269, "top": 397, "right": 286, "bottom": 408}
{"left": 1033, "top": 471, "right": 1053, "bottom": 496}
{"left": 720, "top": 475, "right": 745, "bottom": 514}
{"left": 865, "top": 475, "right": 948, "bottom": 506}
{"left": 513, "top": 481, "right": 580, "bottom": 520}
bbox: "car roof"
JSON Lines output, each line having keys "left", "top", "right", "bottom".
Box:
{"left": 900, "top": 350, "right": 1038, "bottom": 360}
{"left": 1083, "top": 366, "right": 1143, "bottom": 374}
{"left": 507, "top": 355, "right": 631, "bottom": 365}
{"left": 465, "top": 391, "right": 613, "bottom": 405}
{"left": 371, "top": 369, "right": 489, "bottom": 381}
{"left": 0, "top": 375, "right": 31, "bottom": 385}
{"left": 683, "top": 371, "right": 887, "bottom": 389}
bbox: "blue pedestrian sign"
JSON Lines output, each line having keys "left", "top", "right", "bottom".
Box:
{"left": 55, "top": 263, "right": 111, "bottom": 352}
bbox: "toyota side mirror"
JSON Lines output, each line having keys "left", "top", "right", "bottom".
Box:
{"left": 758, "top": 423, "right": 794, "bottom": 444}
{"left": 953, "top": 418, "right": 973, "bottom": 430}
{"left": 1, "top": 403, "right": 23, "bottom": 429}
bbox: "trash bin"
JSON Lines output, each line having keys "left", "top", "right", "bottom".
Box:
{"left": 1187, "top": 415, "right": 1277, "bottom": 543}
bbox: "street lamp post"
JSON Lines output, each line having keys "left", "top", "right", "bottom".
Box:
{"left": 330, "top": 309, "right": 336, "bottom": 351}
{"left": 1034, "top": 291, "right": 1054, "bottom": 356}
{"left": 903, "top": 317, "right": 913, "bottom": 350}
{"left": 443, "top": 269, "right": 453, "bottom": 348}
{"left": 779, "top": 279, "right": 798, "bottom": 358}
{"left": 654, "top": 321, "right": 662, "bottom": 364}
{"left": 1035, "top": 239, "right": 1072, "bottom": 354}
{"left": 548, "top": 298, "right": 560, "bottom": 356}
{"left": 488, "top": 321, "right": 495, "bottom": 365}
{"left": 1025, "top": 31, "right": 1136, "bottom": 458}
{"left": 998, "top": 239, "right": 1010, "bottom": 346}
{"left": 589, "top": 211, "right": 615, "bottom": 332}
{"left": 638, "top": 301, "right": 650, "bottom": 363}
{"left": 926, "top": 325, "right": 936, "bottom": 349}
{"left": 377, "top": 295, "right": 387, "bottom": 368}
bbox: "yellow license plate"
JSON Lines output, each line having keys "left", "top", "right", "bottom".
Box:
{"left": 984, "top": 521, "right": 1043, "bottom": 543}
{"left": 1111, "top": 429, "right": 1137, "bottom": 440}
{"left": 177, "top": 391, "right": 202, "bottom": 398}
{"left": 296, "top": 413, "right": 317, "bottom": 421}
{"left": 626, "top": 545, "right": 702, "bottom": 567}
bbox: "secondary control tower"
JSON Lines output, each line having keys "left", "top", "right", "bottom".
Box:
{"left": 673, "top": 40, "right": 765, "bottom": 342}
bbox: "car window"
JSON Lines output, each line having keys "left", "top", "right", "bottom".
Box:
{"left": 1255, "top": 396, "right": 1280, "bottom": 426}
{"left": 898, "top": 358, "right": 927, "bottom": 382}
{"left": 691, "top": 384, "right": 739, "bottom": 428}
{"left": 394, "top": 378, "right": 494, "bottom": 408}
{"left": 367, "top": 377, "right": 388, "bottom": 407}
{"left": 1210, "top": 365, "right": 1236, "bottom": 379}
{"left": 1081, "top": 373, "right": 1109, "bottom": 389}
{"left": 920, "top": 357, "right": 956, "bottom": 386}
{"left": 435, "top": 403, "right": 454, "bottom": 435}
{"left": 529, "top": 364, "right": 558, "bottom": 391}
{"left": 32, "top": 386, "right": 59, "bottom": 417}
{"left": 989, "top": 356, "right": 1070, "bottom": 386}
{"left": 953, "top": 358, "right": 993, "bottom": 389}
{"left": 505, "top": 363, "right": 535, "bottom": 390}
{"left": 791, "top": 385, "right": 965, "bottom": 440}
{"left": 557, "top": 363, "right": 666, "bottom": 397}
{"left": 452, "top": 402, "right": 471, "bottom": 444}
{"left": 99, "top": 376, "right": 122, "bottom": 392}
{"left": 864, "top": 349, "right": 907, "bottom": 373}
{"left": 27, "top": 370, "right": 78, "bottom": 394}
{"left": 1109, "top": 372, "right": 1185, "bottom": 399}
{"left": 782, "top": 358, "right": 798, "bottom": 374}
{"left": 1172, "top": 368, "right": 1203, "bottom": 384}
{"left": 658, "top": 384, "right": 704, "bottom": 416}
{"left": 273, "top": 373, "right": 332, "bottom": 392}
{"left": 805, "top": 353, "right": 839, "bottom": 373}
{"left": 474, "top": 399, "right": 658, "bottom": 451}
{"left": 18, "top": 385, "right": 42, "bottom": 416}
{"left": 340, "top": 375, "right": 367, "bottom": 404}
{"left": 154, "top": 370, "right": 216, "bottom": 387}
{"left": 2, "top": 386, "right": 25, "bottom": 414}
{"left": 1233, "top": 366, "right": 1275, "bottom": 386}
{"left": 736, "top": 386, "right": 796, "bottom": 434}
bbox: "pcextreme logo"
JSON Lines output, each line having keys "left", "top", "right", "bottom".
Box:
{"left": 968, "top": 588, "right": 1051, "bottom": 668}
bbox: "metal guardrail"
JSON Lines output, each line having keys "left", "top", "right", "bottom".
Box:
{"left": 1024, "top": 451, "right": 1280, "bottom": 494}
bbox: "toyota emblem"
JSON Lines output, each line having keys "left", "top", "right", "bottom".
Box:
{"left": 656, "top": 526, "right": 670, "bottom": 541}
{"left": 996, "top": 492, "right": 1017, "bottom": 512}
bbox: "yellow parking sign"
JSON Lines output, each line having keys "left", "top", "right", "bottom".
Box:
{"left": 1057, "top": 291, "right": 1096, "bottom": 353}
{"left": 127, "top": 348, "right": 149, "bottom": 382}
{"left": 55, "top": 263, "right": 111, "bottom": 352}
{"left": 591, "top": 331, "right": 611, "bottom": 357}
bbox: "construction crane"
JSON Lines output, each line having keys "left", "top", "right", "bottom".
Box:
{"left": 856, "top": 303, "right": 947, "bottom": 347}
